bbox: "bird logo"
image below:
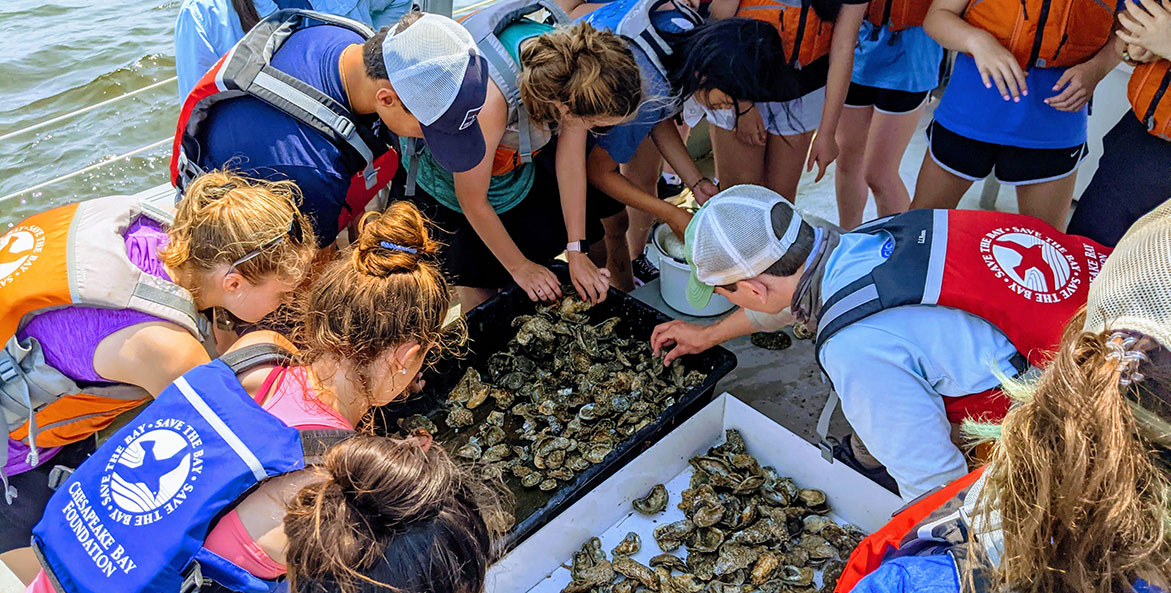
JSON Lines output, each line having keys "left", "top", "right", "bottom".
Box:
{"left": 988, "top": 232, "right": 1072, "bottom": 296}
{"left": 108, "top": 428, "right": 192, "bottom": 514}
{"left": 0, "top": 226, "right": 42, "bottom": 286}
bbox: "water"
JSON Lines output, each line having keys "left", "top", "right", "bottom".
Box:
{"left": 0, "top": 0, "right": 481, "bottom": 229}
{"left": 0, "top": 0, "right": 181, "bottom": 227}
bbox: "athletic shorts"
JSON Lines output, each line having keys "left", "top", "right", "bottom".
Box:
{"left": 0, "top": 437, "right": 96, "bottom": 552}
{"left": 926, "top": 120, "right": 1089, "bottom": 186}
{"left": 844, "top": 83, "right": 929, "bottom": 115}
{"left": 682, "top": 87, "right": 825, "bottom": 137}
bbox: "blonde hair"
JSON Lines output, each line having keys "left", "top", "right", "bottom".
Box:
{"left": 162, "top": 170, "right": 316, "bottom": 291}
{"left": 965, "top": 308, "right": 1171, "bottom": 593}
{"left": 518, "top": 22, "right": 643, "bottom": 129}
{"left": 292, "top": 201, "right": 463, "bottom": 405}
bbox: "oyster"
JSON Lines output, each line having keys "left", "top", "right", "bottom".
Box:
{"left": 749, "top": 331, "right": 792, "bottom": 350}
{"left": 538, "top": 478, "right": 558, "bottom": 491}
{"left": 713, "top": 544, "right": 757, "bottom": 577}
{"left": 687, "top": 527, "right": 725, "bottom": 554}
{"left": 749, "top": 552, "right": 781, "bottom": 586}
{"left": 612, "top": 532, "right": 641, "bottom": 556}
{"left": 612, "top": 556, "right": 658, "bottom": 591}
{"left": 778, "top": 566, "right": 814, "bottom": 587}
{"left": 445, "top": 407, "right": 474, "bottom": 429}
{"left": 455, "top": 442, "right": 482, "bottom": 461}
{"left": 448, "top": 367, "right": 485, "bottom": 405}
{"left": 798, "top": 488, "right": 829, "bottom": 513}
{"left": 633, "top": 484, "right": 668, "bottom": 514}
{"left": 692, "top": 502, "right": 724, "bottom": 528}
{"left": 821, "top": 561, "right": 846, "bottom": 593}
{"left": 397, "top": 414, "right": 437, "bottom": 435}
{"left": 649, "top": 554, "right": 689, "bottom": 573}
{"left": 653, "top": 519, "right": 695, "bottom": 552}
{"left": 480, "top": 443, "right": 511, "bottom": 463}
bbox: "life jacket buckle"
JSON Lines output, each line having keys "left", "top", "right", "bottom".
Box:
{"left": 180, "top": 562, "right": 205, "bottom": 593}
{"left": 46, "top": 465, "right": 73, "bottom": 491}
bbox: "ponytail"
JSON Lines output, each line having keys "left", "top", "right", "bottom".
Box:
{"left": 518, "top": 22, "right": 643, "bottom": 129}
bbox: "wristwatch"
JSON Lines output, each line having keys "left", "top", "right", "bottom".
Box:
{"left": 566, "top": 240, "right": 589, "bottom": 253}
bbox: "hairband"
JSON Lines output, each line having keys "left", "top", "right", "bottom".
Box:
{"left": 381, "top": 241, "right": 418, "bottom": 254}
{"left": 1106, "top": 332, "right": 1150, "bottom": 386}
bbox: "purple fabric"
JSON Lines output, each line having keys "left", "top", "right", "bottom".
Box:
{"left": 8, "top": 217, "right": 173, "bottom": 474}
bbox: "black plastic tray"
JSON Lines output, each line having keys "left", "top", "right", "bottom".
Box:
{"left": 373, "top": 269, "right": 737, "bottom": 549}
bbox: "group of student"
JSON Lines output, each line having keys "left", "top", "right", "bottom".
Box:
{"left": 0, "top": 0, "right": 1169, "bottom": 590}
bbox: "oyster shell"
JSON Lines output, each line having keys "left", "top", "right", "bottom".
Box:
{"left": 633, "top": 484, "right": 668, "bottom": 514}
{"left": 612, "top": 532, "right": 641, "bottom": 557}
{"left": 613, "top": 556, "right": 658, "bottom": 590}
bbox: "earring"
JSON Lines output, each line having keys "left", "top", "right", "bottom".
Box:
{"left": 400, "top": 367, "right": 408, "bottom": 375}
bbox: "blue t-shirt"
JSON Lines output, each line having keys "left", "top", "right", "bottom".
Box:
{"left": 932, "top": 54, "right": 1091, "bottom": 148}
{"left": 852, "top": 554, "right": 962, "bottom": 593}
{"left": 852, "top": 23, "right": 943, "bottom": 93}
{"left": 197, "top": 25, "right": 395, "bottom": 245}
{"left": 174, "top": 0, "right": 410, "bottom": 99}
{"left": 579, "top": 1, "right": 685, "bottom": 163}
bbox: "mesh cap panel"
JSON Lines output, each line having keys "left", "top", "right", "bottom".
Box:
{"left": 691, "top": 185, "right": 803, "bottom": 285}
{"left": 382, "top": 13, "right": 475, "bottom": 126}
{"left": 1085, "top": 199, "right": 1171, "bottom": 350}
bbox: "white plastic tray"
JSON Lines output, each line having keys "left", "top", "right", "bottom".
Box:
{"left": 485, "top": 393, "right": 903, "bottom": 593}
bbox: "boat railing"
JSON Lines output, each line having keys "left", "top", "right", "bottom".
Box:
{"left": 0, "top": 0, "right": 492, "bottom": 207}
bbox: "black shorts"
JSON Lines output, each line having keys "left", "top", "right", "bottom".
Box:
{"left": 844, "top": 83, "right": 929, "bottom": 115}
{"left": 0, "top": 437, "right": 96, "bottom": 552}
{"left": 926, "top": 120, "right": 1089, "bottom": 186}
{"left": 404, "top": 142, "right": 610, "bottom": 289}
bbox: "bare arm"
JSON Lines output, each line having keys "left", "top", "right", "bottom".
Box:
{"left": 93, "top": 322, "right": 213, "bottom": 396}
{"left": 709, "top": 0, "right": 741, "bottom": 19}
{"left": 649, "top": 120, "right": 718, "bottom": 202}
{"left": 806, "top": 3, "right": 866, "bottom": 181}
{"left": 924, "top": 0, "right": 1030, "bottom": 100}
{"left": 453, "top": 92, "right": 562, "bottom": 302}
{"left": 650, "top": 308, "right": 758, "bottom": 365}
{"left": 557, "top": 121, "right": 611, "bottom": 304}
{"left": 587, "top": 144, "right": 693, "bottom": 238}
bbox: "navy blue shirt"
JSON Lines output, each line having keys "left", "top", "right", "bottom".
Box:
{"left": 197, "top": 25, "right": 394, "bottom": 245}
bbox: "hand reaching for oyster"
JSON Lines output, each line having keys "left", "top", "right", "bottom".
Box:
{"left": 561, "top": 430, "right": 867, "bottom": 593}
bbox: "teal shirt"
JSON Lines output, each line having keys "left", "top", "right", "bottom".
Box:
{"left": 408, "top": 18, "right": 553, "bottom": 214}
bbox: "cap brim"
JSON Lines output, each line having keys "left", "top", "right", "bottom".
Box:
{"left": 686, "top": 272, "right": 716, "bottom": 309}
{"left": 421, "top": 123, "right": 485, "bottom": 173}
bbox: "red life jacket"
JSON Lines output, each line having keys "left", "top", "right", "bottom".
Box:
{"left": 813, "top": 210, "right": 1111, "bottom": 447}
{"left": 169, "top": 9, "right": 399, "bottom": 232}
{"left": 835, "top": 467, "right": 987, "bottom": 593}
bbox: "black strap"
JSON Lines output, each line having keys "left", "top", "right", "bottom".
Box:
{"left": 219, "top": 344, "right": 294, "bottom": 375}
{"left": 299, "top": 429, "right": 355, "bottom": 464}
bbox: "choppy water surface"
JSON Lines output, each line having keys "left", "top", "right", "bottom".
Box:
{"left": 0, "top": 0, "right": 476, "bottom": 228}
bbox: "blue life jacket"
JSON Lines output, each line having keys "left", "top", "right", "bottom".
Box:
{"left": 31, "top": 345, "right": 352, "bottom": 593}
{"left": 579, "top": 0, "right": 701, "bottom": 80}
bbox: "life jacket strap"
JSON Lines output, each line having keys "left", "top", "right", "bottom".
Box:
{"left": 299, "top": 429, "right": 356, "bottom": 465}
{"left": 219, "top": 344, "right": 295, "bottom": 375}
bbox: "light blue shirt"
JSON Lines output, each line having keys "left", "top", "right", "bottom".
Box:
{"left": 815, "top": 231, "right": 1021, "bottom": 500}
{"left": 852, "top": 23, "right": 943, "bottom": 93}
{"left": 174, "top": 0, "right": 412, "bottom": 99}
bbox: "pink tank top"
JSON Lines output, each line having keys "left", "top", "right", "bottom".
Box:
{"left": 25, "top": 365, "right": 352, "bottom": 593}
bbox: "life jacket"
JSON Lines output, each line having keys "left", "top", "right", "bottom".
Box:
{"left": 812, "top": 210, "right": 1111, "bottom": 459}
{"left": 0, "top": 196, "right": 215, "bottom": 503}
{"left": 580, "top": 0, "right": 702, "bottom": 80}
{"left": 31, "top": 345, "right": 353, "bottom": 593}
{"left": 1129, "top": 59, "right": 1171, "bottom": 141}
{"left": 866, "top": 0, "right": 933, "bottom": 31}
{"left": 835, "top": 467, "right": 988, "bottom": 593}
{"left": 736, "top": 0, "right": 834, "bottom": 68}
{"left": 170, "top": 9, "right": 398, "bottom": 231}
{"left": 961, "top": 0, "right": 1114, "bottom": 70}
{"left": 450, "top": 0, "right": 572, "bottom": 182}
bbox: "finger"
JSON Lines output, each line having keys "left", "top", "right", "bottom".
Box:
{"left": 814, "top": 157, "right": 828, "bottom": 182}
{"left": 1129, "top": 0, "right": 1155, "bottom": 22}
{"left": 1051, "top": 69, "right": 1073, "bottom": 92}
{"left": 546, "top": 275, "right": 564, "bottom": 300}
{"left": 1048, "top": 88, "right": 1085, "bottom": 111}
{"left": 663, "top": 345, "right": 691, "bottom": 366}
{"left": 806, "top": 150, "right": 816, "bottom": 173}
{"left": 1118, "top": 11, "right": 1142, "bottom": 34}
{"left": 978, "top": 64, "right": 994, "bottom": 91}
{"left": 1116, "top": 30, "right": 1141, "bottom": 46}
{"left": 1001, "top": 63, "right": 1025, "bottom": 100}
{"left": 575, "top": 278, "right": 594, "bottom": 304}
{"left": 524, "top": 284, "right": 540, "bottom": 301}
{"left": 989, "top": 68, "right": 1012, "bottom": 100}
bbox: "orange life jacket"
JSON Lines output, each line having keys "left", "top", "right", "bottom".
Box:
{"left": 866, "top": 0, "right": 933, "bottom": 31}
{"left": 1129, "top": 59, "right": 1171, "bottom": 140}
{"left": 962, "top": 0, "right": 1114, "bottom": 69}
{"left": 737, "top": 0, "right": 835, "bottom": 68}
{"left": 0, "top": 196, "right": 213, "bottom": 498}
{"left": 835, "top": 467, "right": 987, "bottom": 593}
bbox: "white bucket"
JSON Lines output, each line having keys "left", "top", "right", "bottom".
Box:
{"left": 651, "top": 223, "right": 735, "bottom": 317}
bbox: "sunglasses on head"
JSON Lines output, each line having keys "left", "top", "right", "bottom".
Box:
{"left": 227, "top": 217, "right": 305, "bottom": 274}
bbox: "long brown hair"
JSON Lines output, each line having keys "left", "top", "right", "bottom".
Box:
{"left": 231, "top": 0, "right": 263, "bottom": 32}
{"left": 517, "top": 22, "right": 643, "bottom": 129}
{"left": 967, "top": 308, "right": 1171, "bottom": 593}
{"left": 291, "top": 201, "right": 463, "bottom": 405}
{"left": 283, "top": 436, "right": 507, "bottom": 593}
{"left": 162, "top": 170, "right": 316, "bottom": 294}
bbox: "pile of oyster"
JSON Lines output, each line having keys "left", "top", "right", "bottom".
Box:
{"left": 562, "top": 430, "right": 867, "bottom": 593}
{"left": 440, "top": 294, "right": 707, "bottom": 492}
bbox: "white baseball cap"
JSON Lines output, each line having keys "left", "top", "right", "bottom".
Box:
{"left": 381, "top": 13, "right": 489, "bottom": 172}
{"left": 685, "top": 185, "right": 805, "bottom": 309}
